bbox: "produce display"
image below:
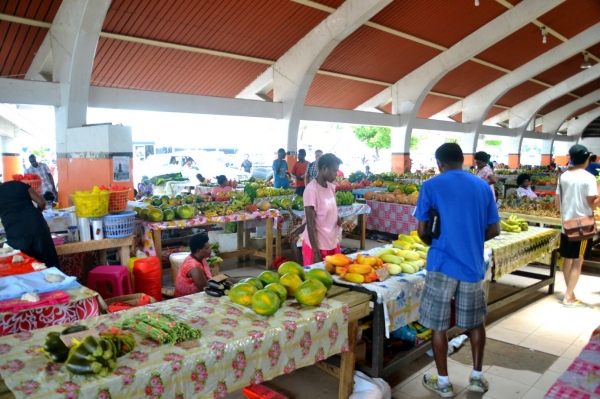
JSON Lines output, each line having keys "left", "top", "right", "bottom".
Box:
{"left": 335, "top": 190, "right": 355, "bottom": 206}
{"left": 500, "top": 215, "right": 530, "bottom": 233}
{"left": 11, "top": 173, "right": 41, "bottom": 181}
{"left": 148, "top": 173, "right": 189, "bottom": 186}
{"left": 228, "top": 261, "right": 332, "bottom": 315}
{"left": 497, "top": 194, "right": 560, "bottom": 218}
{"left": 244, "top": 181, "right": 293, "bottom": 202}
{"left": 119, "top": 311, "right": 202, "bottom": 344}
{"left": 363, "top": 183, "right": 420, "bottom": 205}
{"left": 326, "top": 232, "right": 428, "bottom": 284}
{"left": 71, "top": 186, "right": 110, "bottom": 217}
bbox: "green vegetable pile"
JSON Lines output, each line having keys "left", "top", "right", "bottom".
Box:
{"left": 336, "top": 190, "right": 355, "bottom": 206}
{"left": 149, "top": 173, "right": 189, "bottom": 186}
{"left": 119, "top": 311, "right": 202, "bottom": 344}
{"left": 348, "top": 171, "right": 366, "bottom": 183}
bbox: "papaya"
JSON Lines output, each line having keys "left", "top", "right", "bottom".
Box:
{"left": 344, "top": 273, "right": 365, "bottom": 284}
{"left": 147, "top": 208, "right": 164, "bottom": 222}
{"left": 176, "top": 205, "right": 195, "bottom": 219}
{"left": 264, "top": 283, "right": 288, "bottom": 305}
{"left": 239, "top": 277, "right": 264, "bottom": 290}
{"left": 324, "top": 254, "right": 351, "bottom": 267}
{"left": 277, "top": 262, "right": 305, "bottom": 280}
{"left": 305, "top": 269, "right": 333, "bottom": 291}
{"left": 251, "top": 290, "right": 280, "bottom": 316}
{"left": 279, "top": 273, "right": 303, "bottom": 297}
{"left": 348, "top": 264, "right": 373, "bottom": 275}
{"left": 258, "top": 271, "right": 279, "bottom": 286}
{"left": 228, "top": 283, "right": 258, "bottom": 306}
{"left": 295, "top": 279, "right": 327, "bottom": 306}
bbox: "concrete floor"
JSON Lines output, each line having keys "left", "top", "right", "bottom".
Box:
{"left": 164, "top": 238, "right": 600, "bottom": 399}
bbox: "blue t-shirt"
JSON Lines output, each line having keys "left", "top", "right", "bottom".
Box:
{"left": 414, "top": 170, "right": 499, "bottom": 283}
{"left": 272, "top": 159, "right": 290, "bottom": 189}
{"left": 585, "top": 162, "right": 600, "bottom": 176}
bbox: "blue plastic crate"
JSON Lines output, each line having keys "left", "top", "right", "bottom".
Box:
{"left": 103, "top": 211, "right": 136, "bottom": 238}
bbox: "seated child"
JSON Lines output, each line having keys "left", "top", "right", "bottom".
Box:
{"left": 174, "top": 233, "right": 213, "bottom": 297}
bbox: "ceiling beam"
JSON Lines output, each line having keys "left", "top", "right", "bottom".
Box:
{"left": 0, "top": 77, "right": 61, "bottom": 106}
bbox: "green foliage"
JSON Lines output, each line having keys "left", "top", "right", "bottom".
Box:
{"left": 485, "top": 140, "right": 502, "bottom": 147}
{"left": 352, "top": 126, "right": 391, "bottom": 156}
{"left": 445, "top": 138, "right": 458, "bottom": 144}
{"left": 410, "top": 136, "right": 419, "bottom": 150}
{"left": 32, "top": 146, "right": 46, "bottom": 159}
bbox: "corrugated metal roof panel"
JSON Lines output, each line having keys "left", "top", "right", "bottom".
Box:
{"left": 321, "top": 26, "right": 441, "bottom": 83}
{"left": 572, "top": 77, "right": 600, "bottom": 97}
{"left": 449, "top": 112, "right": 462, "bottom": 123}
{"left": 370, "top": 0, "right": 508, "bottom": 48}
{"left": 91, "top": 38, "right": 270, "bottom": 98}
{"left": 305, "top": 74, "right": 386, "bottom": 110}
{"left": 569, "top": 104, "right": 600, "bottom": 119}
{"left": 103, "top": 0, "right": 329, "bottom": 61}
{"left": 538, "top": 95, "right": 575, "bottom": 115}
{"left": 496, "top": 81, "right": 547, "bottom": 107}
{"left": 533, "top": 53, "right": 597, "bottom": 86}
{"left": 417, "top": 95, "right": 458, "bottom": 119}
{"left": 311, "top": 0, "right": 344, "bottom": 8}
{"left": 432, "top": 60, "right": 506, "bottom": 98}
{"left": 380, "top": 102, "right": 392, "bottom": 114}
{"left": 538, "top": 0, "right": 600, "bottom": 39}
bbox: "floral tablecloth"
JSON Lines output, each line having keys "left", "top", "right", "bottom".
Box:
{"left": 0, "top": 292, "right": 349, "bottom": 399}
{"left": 0, "top": 286, "right": 99, "bottom": 337}
{"left": 308, "top": 245, "right": 425, "bottom": 338}
{"left": 366, "top": 201, "right": 418, "bottom": 235}
{"left": 486, "top": 226, "right": 561, "bottom": 280}
{"left": 136, "top": 210, "right": 281, "bottom": 257}
{"left": 545, "top": 328, "right": 600, "bottom": 399}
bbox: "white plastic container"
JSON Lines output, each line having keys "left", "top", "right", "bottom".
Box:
{"left": 67, "top": 226, "right": 79, "bottom": 243}
{"left": 92, "top": 220, "right": 104, "bottom": 240}
{"left": 169, "top": 252, "right": 191, "bottom": 283}
{"left": 78, "top": 217, "right": 91, "bottom": 242}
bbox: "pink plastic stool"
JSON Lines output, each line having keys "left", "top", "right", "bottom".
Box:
{"left": 86, "top": 265, "right": 132, "bottom": 299}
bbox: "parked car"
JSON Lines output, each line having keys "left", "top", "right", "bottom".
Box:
{"left": 251, "top": 165, "right": 274, "bottom": 181}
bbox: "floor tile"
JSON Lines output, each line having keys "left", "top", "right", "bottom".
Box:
{"left": 496, "top": 317, "right": 542, "bottom": 334}
{"left": 532, "top": 370, "right": 561, "bottom": 392}
{"left": 480, "top": 373, "right": 530, "bottom": 399}
{"left": 561, "top": 344, "right": 583, "bottom": 360}
{"left": 402, "top": 356, "right": 435, "bottom": 373}
{"left": 387, "top": 367, "right": 422, "bottom": 390}
{"left": 573, "top": 329, "right": 596, "bottom": 347}
{"left": 485, "top": 365, "right": 541, "bottom": 386}
{"left": 486, "top": 326, "right": 529, "bottom": 345}
{"left": 392, "top": 391, "right": 419, "bottom": 399}
{"left": 548, "top": 357, "right": 573, "bottom": 374}
{"left": 530, "top": 325, "right": 581, "bottom": 345}
{"left": 521, "top": 387, "right": 548, "bottom": 399}
{"left": 428, "top": 359, "right": 481, "bottom": 386}
{"left": 396, "top": 373, "right": 466, "bottom": 399}
{"left": 518, "top": 336, "right": 570, "bottom": 357}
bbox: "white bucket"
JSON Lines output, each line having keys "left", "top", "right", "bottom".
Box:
{"left": 169, "top": 252, "right": 191, "bottom": 283}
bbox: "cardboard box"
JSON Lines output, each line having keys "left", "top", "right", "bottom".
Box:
{"left": 98, "top": 293, "right": 158, "bottom": 314}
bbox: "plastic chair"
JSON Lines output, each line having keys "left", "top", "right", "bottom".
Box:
{"left": 87, "top": 265, "right": 133, "bottom": 299}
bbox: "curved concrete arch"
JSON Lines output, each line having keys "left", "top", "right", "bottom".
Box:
{"left": 570, "top": 107, "right": 600, "bottom": 138}
{"left": 539, "top": 90, "right": 600, "bottom": 136}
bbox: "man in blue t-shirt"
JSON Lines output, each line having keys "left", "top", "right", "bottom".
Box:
{"left": 414, "top": 143, "right": 500, "bottom": 397}
{"left": 585, "top": 154, "right": 600, "bottom": 176}
{"left": 272, "top": 148, "right": 290, "bottom": 189}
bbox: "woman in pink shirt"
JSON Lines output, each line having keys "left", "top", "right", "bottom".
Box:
{"left": 174, "top": 233, "right": 213, "bottom": 297}
{"left": 211, "top": 175, "right": 232, "bottom": 195}
{"left": 301, "top": 153, "right": 343, "bottom": 265}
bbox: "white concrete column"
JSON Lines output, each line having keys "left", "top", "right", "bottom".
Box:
{"left": 568, "top": 107, "right": 600, "bottom": 141}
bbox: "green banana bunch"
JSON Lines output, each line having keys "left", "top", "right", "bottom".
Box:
{"left": 505, "top": 214, "right": 528, "bottom": 231}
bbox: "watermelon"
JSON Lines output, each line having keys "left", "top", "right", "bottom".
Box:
{"left": 295, "top": 279, "right": 327, "bottom": 306}
{"left": 228, "top": 283, "right": 258, "bottom": 306}
{"left": 306, "top": 269, "right": 333, "bottom": 291}
{"left": 251, "top": 290, "right": 280, "bottom": 316}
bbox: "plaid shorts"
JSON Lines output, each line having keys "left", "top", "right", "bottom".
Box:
{"left": 419, "top": 271, "right": 487, "bottom": 331}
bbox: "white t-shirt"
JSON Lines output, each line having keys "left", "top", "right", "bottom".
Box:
{"left": 557, "top": 169, "right": 598, "bottom": 231}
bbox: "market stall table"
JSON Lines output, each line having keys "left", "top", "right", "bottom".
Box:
{"left": 0, "top": 286, "right": 369, "bottom": 399}
{"left": 138, "top": 210, "right": 283, "bottom": 272}
{"left": 291, "top": 203, "right": 372, "bottom": 249}
{"left": 0, "top": 286, "right": 99, "bottom": 337}
{"left": 366, "top": 201, "right": 418, "bottom": 236}
{"left": 55, "top": 236, "right": 134, "bottom": 269}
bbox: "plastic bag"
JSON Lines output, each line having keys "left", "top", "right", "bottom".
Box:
{"left": 426, "top": 334, "right": 468, "bottom": 356}
{"left": 349, "top": 370, "right": 392, "bottom": 399}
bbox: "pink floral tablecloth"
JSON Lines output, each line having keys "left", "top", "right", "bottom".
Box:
{"left": 292, "top": 203, "right": 372, "bottom": 219}
{"left": 366, "top": 201, "right": 418, "bottom": 235}
{"left": 545, "top": 328, "right": 600, "bottom": 399}
{"left": 136, "top": 210, "right": 281, "bottom": 257}
{"left": 0, "top": 292, "right": 348, "bottom": 399}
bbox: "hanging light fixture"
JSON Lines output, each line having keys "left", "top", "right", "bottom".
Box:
{"left": 581, "top": 52, "right": 592, "bottom": 69}
{"left": 540, "top": 27, "right": 547, "bottom": 44}
{"left": 474, "top": 0, "right": 479, "bottom": 6}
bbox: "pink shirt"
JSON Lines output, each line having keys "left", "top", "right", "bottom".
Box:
{"left": 174, "top": 255, "right": 213, "bottom": 298}
{"left": 211, "top": 186, "right": 232, "bottom": 195}
{"left": 301, "top": 180, "right": 339, "bottom": 251}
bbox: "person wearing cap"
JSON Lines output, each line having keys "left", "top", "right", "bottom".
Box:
{"left": 556, "top": 144, "right": 600, "bottom": 308}
{"left": 585, "top": 154, "right": 600, "bottom": 176}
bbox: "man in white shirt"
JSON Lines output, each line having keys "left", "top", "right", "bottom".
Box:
{"left": 25, "top": 155, "right": 57, "bottom": 197}
{"left": 556, "top": 145, "right": 600, "bottom": 308}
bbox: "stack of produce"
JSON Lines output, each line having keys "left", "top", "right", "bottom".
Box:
{"left": 500, "top": 215, "right": 529, "bottom": 233}
{"left": 11, "top": 173, "right": 41, "bottom": 181}
{"left": 335, "top": 190, "right": 355, "bottom": 206}
{"left": 324, "top": 253, "right": 382, "bottom": 284}
{"left": 364, "top": 183, "right": 420, "bottom": 205}
{"left": 228, "top": 262, "right": 333, "bottom": 315}
{"left": 335, "top": 179, "right": 370, "bottom": 190}
{"left": 119, "top": 311, "right": 202, "bottom": 344}
{"left": 498, "top": 194, "right": 560, "bottom": 218}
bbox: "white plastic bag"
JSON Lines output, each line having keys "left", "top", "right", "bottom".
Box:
{"left": 349, "top": 370, "right": 392, "bottom": 399}
{"left": 426, "top": 334, "right": 468, "bottom": 356}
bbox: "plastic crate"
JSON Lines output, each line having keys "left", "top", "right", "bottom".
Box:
{"left": 103, "top": 211, "right": 136, "bottom": 238}
{"left": 22, "top": 179, "right": 42, "bottom": 195}
{"left": 108, "top": 190, "right": 130, "bottom": 213}
{"left": 71, "top": 192, "right": 109, "bottom": 218}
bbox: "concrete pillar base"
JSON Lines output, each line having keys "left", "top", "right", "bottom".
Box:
{"left": 286, "top": 154, "right": 296, "bottom": 177}
{"left": 508, "top": 154, "right": 520, "bottom": 169}
{"left": 541, "top": 154, "right": 552, "bottom": 166}
{"left": 464, "top": 154, "right": 474, "bottom": 168}
{"left": 391, "top": 153, "right": 411, "bottom": 174}
{"left": 1, "top": 152, "right": 21, "bottom": 181}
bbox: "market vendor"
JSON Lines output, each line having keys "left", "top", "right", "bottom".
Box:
{"left": 516, "top": 173, "right": 537, "bottom": 199}
{"left": 0, "top": 180, "right": 61, "bottom": 269}
{"left": 25, "top": 154, "right": 57, "bottom": 198}
{"left": 291, "top": 149, "right": 309, "bottom": 196}
{"left": 137, "top": 176, "right": 153, "bottom": 198}
{"left": 196, "top": 173, "right": 206, "bottom": 183}
{"left": 211, "top": 175, "right": 232, "bottom": 195}
{"left": 174, "top": 233, "right": 213, "bottom": 297}
{"left": 301, "top": 153, "right": 343, "bottom": 264}
{"left": 273, "top": 148, "right": 291, "bottom": 189}
{"left": 475, "top": 151, "right": 497, "bottom": 199}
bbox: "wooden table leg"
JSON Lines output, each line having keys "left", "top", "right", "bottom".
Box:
{"left": 359, "top": 213, "right": 366, "bottom": 250}
{"left": 245, "top": 228, "right": 251, "bottom": 261}
{"left": 265, "top": 217, "right": 273, "bottom": 270}
{"left": 275, "top": 225, "right": 282, "bottom": 258}
{"left": 237, "top": 221, "right": 245, "bottom": 263}
{"left": 120, "top": 245, "right": 130, "bottom": 268}
{"left": 339, "top": 319, "right": 358, "bottom": 399}
{"left": 152, "top": 229, "right": 163, "bottom": 284}
{"left": 99, "top": 249, "right": 108, "bottom": 265}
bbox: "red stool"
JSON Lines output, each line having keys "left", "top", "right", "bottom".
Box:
{"left": 87, "top": 265, "right": 132, "bottom": 299}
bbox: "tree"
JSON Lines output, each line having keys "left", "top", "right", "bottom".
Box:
{"left": 410, "top": 136, "right": 419, "bottom": 150}
{"left": 485, "top": 140, "right": 502, "bottom": 147}
{"left": 445, "top": 138, "right": 458, "bottom": 144}
{"left": 32, "top": 146, "right": 46, "bottom": 159}
{"left": 352, "top": 126, "right": 391, "bottom": 156}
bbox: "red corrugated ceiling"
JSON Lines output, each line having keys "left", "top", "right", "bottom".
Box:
{"left": 91, "top": 38, "right": 270, "bottom": 97}
{"left": 103, "top": 0, "right": 329, "bottom": 61}
{"left": 321, "top": 26, "right": 441, "bottom": 83}
{"left": 572, "top": 78, "right": 600, "bottom": 97}
{"left": 432, "top": 60, "right": 506, "bottom": 98}
{"left": 417, "top": 95, "right": 458, "bottom": 119}
{"left": 449, "top": 112, "right": 462, "bottom": 123}
{"left": 369, "top": 0, "right": 509, "bottom": 49}
{"left": 485, "top": 106, "right": 508, "bottom": 121}
{"left": 537, "top": 0, "right": 600, "bottom": 39}
{"left": 569, "top": 104, "right": 600, "bottom": 119}
{"left": 538, "top": 95, "right": 576, "bottom": 115}
{"left": 496, "top": 81, "right": 547, "bottom": 108}
{"left": 310, "top": 0, "right": 344, "bottom": 8}
{"left": 304, "top": 74, "right": 386, "bottom": 110}
{"left": 533, "top": 54, "right": 597, "bottom": 86}
{"left": 380, "top": 102, "right": 392, "bottom": 114}
{"left": 0, "top": 0, "right": 62, "bottom": 79}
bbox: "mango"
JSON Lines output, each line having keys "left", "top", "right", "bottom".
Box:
{"left": 348, "top": 264, "right": 373, "bottom": 275}
{"left": 344, "top": 273, "right": 365, "bottom": 284}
